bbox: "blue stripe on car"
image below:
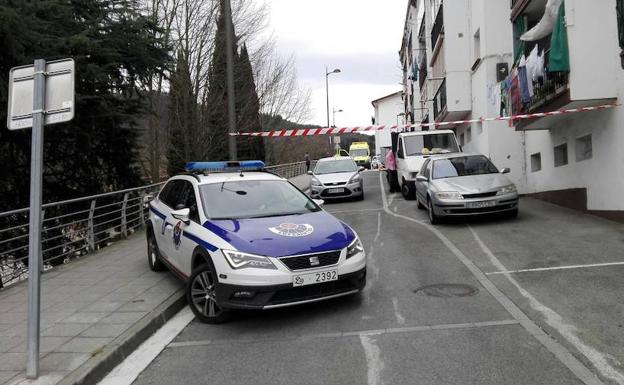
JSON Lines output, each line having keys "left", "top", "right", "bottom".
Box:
{"left": 183, "top": 231, "right": 218, "bottom": 252}
{"left": 150, "top": 205, "right": 166, "bottom": 220}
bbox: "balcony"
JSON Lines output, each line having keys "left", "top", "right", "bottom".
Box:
{"left": 512, "top": 0, "right": 618, "bottom": 130}
{"left": 433, "top": 79, "right": 447, "bottom": 121}
{"left": 431, "top": 4, "right": 444, "bottom": 51}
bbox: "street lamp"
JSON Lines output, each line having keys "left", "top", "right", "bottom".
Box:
{"left": 332, "top": 108, "right": 343, "bottom": 127}
{"left": 397, "top": 112, "right": 406, "bottom": 125}
{"left": 325, "top": 67, "right": 341, "bottom": 128}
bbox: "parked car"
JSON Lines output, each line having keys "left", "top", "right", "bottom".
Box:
{"left": 415, "top": 153, "right": 519, "bottom": 224}
{"left": 147, "top": 161, "right": 366, "bottom": 323}
{"left": 309, "top": 157, "right": 365, "bottom": 201}
{"left": 395, "top": 129, "right": 461, "bottom": 200}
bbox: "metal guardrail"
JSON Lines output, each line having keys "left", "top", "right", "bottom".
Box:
{"left": 0, "top": 183, "right": 164, "bottom": 289}
{"left": 0, "top": 161, "right": 312, "bottom": 290}
{"left": 265, "top": 160, "right": 316, "bottom": 179}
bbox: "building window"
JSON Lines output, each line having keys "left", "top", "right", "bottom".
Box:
{"left": 575, "top": 135, "right": 592, "bottom": 162}
{"left": 554, "top": 143, "right": 568, "bottom": 167}
{"left": 466, "top": 127, "right": 472, "bottom": 143}
{"left": 530, "top": 153, "right": 541, "bottom": 172}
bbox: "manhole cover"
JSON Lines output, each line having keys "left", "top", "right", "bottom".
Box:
{"left": 414, "top": 284, "right": 479, "bottom": 298}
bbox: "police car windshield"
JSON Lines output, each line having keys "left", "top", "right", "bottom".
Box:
{"left": 314, "top": 159, "right": 358, "bottom": 175}
{"left": 200, "top": 180, "right": 321, "bottom": 220}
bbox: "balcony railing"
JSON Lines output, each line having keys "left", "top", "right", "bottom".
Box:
{"left": 530, "top": 72, "right": 569, "bottom": 110}
{"left": 433, "top": 79, "right": 447, "bottom": 120}
{"left": 431, "top": 4, "right": 444, "bottom": 49}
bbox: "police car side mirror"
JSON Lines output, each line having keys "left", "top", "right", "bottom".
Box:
{"left": 500, "top": 167, "right": 511, "bottom": 174}
{"left": 171, "top": 208, "right": 190, "bottom": 224}
{"left": 313, "top": 199, "right": 325, "bottom": 207}
{"left": 358, "top": 167, "right": 365, "bottom": 172}
{"left": 307, "top": 171, "right": 313, "bottom": 175}
{"left": 416, "top": 175, "right": 428, "bottom": 183}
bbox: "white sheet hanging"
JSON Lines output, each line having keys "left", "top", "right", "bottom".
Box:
{"left": 520, "top": 0, "right": 563, "bottom": 42}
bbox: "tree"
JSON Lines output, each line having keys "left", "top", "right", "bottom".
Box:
{"left": 168, "top": 51, "right": 199, "bottom": 175}
{"left": 235, "top": 43, "right": 264, "bottom": 160}
{"left": 202, "top": 0, "right": 237, "bottom": 162}
{"left": 0, "top": 0, "right": 170, "bottom": 210}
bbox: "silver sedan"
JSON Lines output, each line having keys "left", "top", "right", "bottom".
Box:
{"left": 415, "top": 153, "right": 519, "bottom": 224}
{"left": 309, "top": 157, "right": 365, "bottom": 201}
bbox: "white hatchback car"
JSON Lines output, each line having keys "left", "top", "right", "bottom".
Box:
{"left": 309, "top": 157, "right": 365, "bottom": 201}
{"left": 147, "top": 161, "right": 366, "bottom": 323}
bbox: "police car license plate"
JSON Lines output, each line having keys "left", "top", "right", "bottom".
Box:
{"left": 467, "top": 201, "right": 497, "bottom": 209}
{"left": 293, "top": 270, "right": 338, "bottom": 287}
{"left": 328, "top": 188, "right": 344, "bottom": 193}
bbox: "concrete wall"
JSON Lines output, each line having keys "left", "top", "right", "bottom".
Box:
{"left": 522, "top": 0, "right": 624, "bottom": 211}
{"left": 566, "top": 0, "right": 619, "bottom": 101}
{"left": 443, "top": 0, "right": 472, "bottom": 114}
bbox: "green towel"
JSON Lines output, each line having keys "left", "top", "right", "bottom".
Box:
{"left": 549, "top": 2, "right": 570, "bottom": 72}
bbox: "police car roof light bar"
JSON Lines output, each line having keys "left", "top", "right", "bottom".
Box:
{"left": 185, "top": 160, "right": 265, "bottom": 172}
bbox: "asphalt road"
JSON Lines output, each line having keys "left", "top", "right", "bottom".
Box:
{"left": 132, "top": 171, "right": 624, "bottom": 385}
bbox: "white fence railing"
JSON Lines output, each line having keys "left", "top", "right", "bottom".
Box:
{"left": 0, "top": 161, "right": 312, "bottom": 290}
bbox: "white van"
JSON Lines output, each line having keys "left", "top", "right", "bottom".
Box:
{"left": 395, "top": 129, "right": 461, "bottom": 199}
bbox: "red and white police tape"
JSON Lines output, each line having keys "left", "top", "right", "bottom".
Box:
{"left": 230, "top": 103, "right": 618, "bottom": 137}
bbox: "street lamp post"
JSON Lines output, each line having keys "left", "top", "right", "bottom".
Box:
{"left": 397, "top": 112, "right": 406, "bottom": 125}
{"left": 332, "top": 108, "right": 343, "bottom": 127}
{"left": 325, "top": 67, "right": 341, "bottom": 128}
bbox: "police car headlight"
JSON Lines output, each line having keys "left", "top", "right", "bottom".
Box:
{"left": 346, "top": 237, "right": 364, "bottom": 259}
{"left": 222, "top": 250, "right": 277, "bottom": 270}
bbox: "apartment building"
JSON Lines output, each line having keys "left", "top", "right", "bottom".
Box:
{"left": 371, "top": 91, "right": 404, "bottom": 157}
{"left": 399, "top": 0, "right": 623, "bottom": 219}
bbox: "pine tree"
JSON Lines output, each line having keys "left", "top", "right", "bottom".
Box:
{"left": 236, "top": 44, "right": 264, "bottom": 161}
{"left": 168, "top": 51, "right": 199, "bottom": 175}
{"left": 0, "top": 0, "right": 169, "bottom": 209}
{"left": 204, "top": 1, "right": 237, "bottom": 162}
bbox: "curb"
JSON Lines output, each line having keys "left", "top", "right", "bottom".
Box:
{"left": 56, "top": 289, "right": 187, "bottom": 385}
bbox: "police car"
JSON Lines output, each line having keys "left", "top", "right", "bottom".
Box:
{"left": 147, "top": 161, "right": 366, "bottom": 323}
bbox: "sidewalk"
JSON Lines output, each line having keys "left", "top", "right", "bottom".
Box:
{"left": 290, "top": 174, "right": 311, "bottom": 192}
{"left": 0, "top": 231, "right": 185, "bottom": 385}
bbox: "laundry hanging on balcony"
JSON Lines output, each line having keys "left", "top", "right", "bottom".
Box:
{"left": 549, "top": 2, "right": 570, "bottom": 72}
{"left": 520, "top": 0, "right": 563, "bottom": 41}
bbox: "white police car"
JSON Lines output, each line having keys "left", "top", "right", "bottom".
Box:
{"left": 147, "top": 161, "right": 366, "bottom": 323}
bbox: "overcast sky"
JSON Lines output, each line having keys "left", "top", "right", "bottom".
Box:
{"left": 265, "top": 0, "right": 406, "bottom": 128}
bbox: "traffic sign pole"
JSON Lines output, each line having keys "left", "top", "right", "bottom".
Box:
{"left": 26, "top": 58, "right": 46, "bottom": 379}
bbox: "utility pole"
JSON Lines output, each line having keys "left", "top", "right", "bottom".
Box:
{"left": 224, "top": 0, "right": 237, "bottom": 161}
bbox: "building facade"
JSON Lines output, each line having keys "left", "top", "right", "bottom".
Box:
{"left": 371, "top": 91, "right": 404, "bottom": 157}
{"left": 399, "top": 0, "right": 624, "bottom": 218}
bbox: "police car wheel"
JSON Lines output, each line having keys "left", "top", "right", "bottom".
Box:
{"left": 147, "top": 230, "right": 166, "bottom": 272}
{"left": 187, "top": 264, "right": 230, "bottom": 324}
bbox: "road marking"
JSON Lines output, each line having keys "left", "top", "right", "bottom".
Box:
{"left": 470, "top": 226, "right": 624, "bottom": 384}
{"left": 374, "top": 212, "right": 381, "bottom": 242}
{"left": 360, "top": 334, "right": 384, "bottom": 385}
{"left": 485, "top": 261, "right": 624, "bottom": 275}
{"left": 166, "top": 320, "right": 519, "bottom": 348}
{"left": 391, "top": 297, "right": 406, "bottom": 325}
{"left": 377, "top": 173, "right": 605, "bottom": 385}
{"left": 97, "top": 307, "right": 195, "bottom": 385}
